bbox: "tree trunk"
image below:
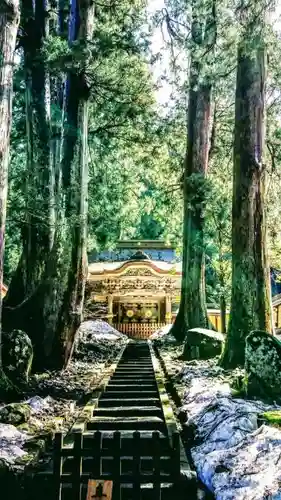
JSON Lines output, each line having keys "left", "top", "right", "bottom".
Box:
{"left": 172, "top": 80, "right": 212, "bottom": 341}
{"left": 171, "top": 0, "right": 216, "bottom": 341}
{"left": 221, "top": 28, "right": 272, "bottom": 368}
{"left": 56, "top": 0, "right": 94, "bottom": 368}
{"left": 0, "top": 0, "right": 20, "bottom": 366}
{"left": 4, "top": 0, "right": 52, "bottom": 307}
{"left": 3, "top": 0, "right": 94, "bottom": 371}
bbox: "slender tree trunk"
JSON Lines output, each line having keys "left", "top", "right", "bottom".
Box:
{"left": 221, "top": 20, "right": 272, "bottom": 368}
{"left": 0, "top": 0, "right": 20, "bottom": 366}
{"left": 172, "top": 79, "right": 212, "bottom": 341}
{"left": 56, "top": 0, "right": 94, "bottom": 367}
{"left": 171, "top": 0, "right": 216, "bottom": 341}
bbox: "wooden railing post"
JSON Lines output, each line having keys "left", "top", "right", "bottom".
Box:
{"left": 172, "top": 432, "right": 181, "bottom": 482}
{"left": 93, "top": 431, "right": 102, "bottom": 477}
{"left": 73, "top": 431, "right": 83, "bottom": 500}
{"left": 133, "top": 431, "right": 141, "bottom": 500}
{"left": 53, "top": 432, "right": 63, "bottom": 500}
{"left": 113, "top": 431, "right": 121, "bottom": 500}
{"left": 152, "top": 431, "right": 161, "bottom": 500}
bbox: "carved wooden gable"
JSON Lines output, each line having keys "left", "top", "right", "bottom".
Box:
{"left": 89, "top": 261, "right": 180, "bottom": 296}
{"left": 121, "top": 267, "right": 155, "bottom": 277}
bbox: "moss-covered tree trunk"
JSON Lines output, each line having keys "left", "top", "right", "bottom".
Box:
{"left": 52, "top": 0, "right": 94, "bottom": 368}
{"left": 171, "top": 0, "right": 216, "bottom": 341}
{"left": 4, "top": 0, "right": 53, "bottom": 302}
{"left": 3, "top": 0, "right": 57, "bottom": 368}
{"left": 0, "top": 0, "right": 20, "bottom": 366}
{"left": 3, "top": 0, "right": 94, "bottom": 371}
{"left": 221, "top": 9, "right": 272, "bottom": 368}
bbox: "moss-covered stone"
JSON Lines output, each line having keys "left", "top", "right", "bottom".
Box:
{"left": 3, "top": 329, "right": 33, "bottom": 383}
{"left": 260, "top": 410, "right": 281, "bottom": 427}
{"left": 14, "top": 438, "right": 46, "bottom": 466}
{"left": 0, "top": 403, "right": 31, "bottom": 425}
{"left": 245, "top": 330, "right": 281, "bottom": 402}
{"left": 183, "top": 328, "right": 224, "bottom": 360}
{"left": 17, "top": 419, "right": 42, "bottom": 434}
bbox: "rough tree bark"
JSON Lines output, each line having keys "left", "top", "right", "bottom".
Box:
{"left": 0, "top": 0, "right": 20, "bottom": 366}
{"left": 171, "top": 0, "right": 216, "bottom": 341}
{"left": 3, "top": 0, "right": 56, "bottom": 367}
{"left": 56, "top": 0, "right": 94, "bottom": 367}
{"left": 20, "top": 0, "right": 52, "bottom": 292}
{"left": 220, "top": 3, "right": 272, "bottom": 368}
{"left": 3, "top": 0, "right": 94, "bottom": 371}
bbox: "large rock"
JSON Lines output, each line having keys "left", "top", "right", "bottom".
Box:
{"left": 179, "top": 358, "right": 281, "bottom": 499}
{"left": 245, "top": 330, "right": 281, "bottom": 402}
{"left": 183, "top": 328, "right": 224, "bottom": 360}
{"left": 0, "top": 403, "right": 31, "bottom": 426}
{"left": 3, "top": 330, "right": 33, "bottom": 383}
{"left": 75, "top": 320, "right": 127, "bottom": 362}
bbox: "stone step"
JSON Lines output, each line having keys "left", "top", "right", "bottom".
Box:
{"left": 117, "top": 360, "right": 153, "bottom": 368}
{"left": 101, "top": 391, "right": 158, "bottom": 399}
{"left": 116, "top": 366, "right": 153, "bottom": 370}
{"left": 113, "top": 372, "right": 154, "bottom": 376}
{"left": 114, "top": 368, "right": 154, "bottom": 375}
{"left": 120, "top": 363, "right": 152, "bottom": 366}
{"left": 88, "top": 416, "right": 165, "bottom": 431}
{"left": 107, "top": 382, "right": 157, "bottom": 390}
{"left": 106, "top": 384, "right": 157, "bottom": 391}
{"left": 98, "top": 398, "right": 161, "bottom": 408}
{"left": 93, "top": 406, "right": 163, "bottom": 418}
{"left": 116, "top": 365, "right": 153, "bottom": 373}
{"left": 110, "top": 378, "right": 156, "bottom": 384}
{"left": 111, "top": 374, "right": 155, "bottom": 380}
{"left": 118, "top": 360, "right": 152, "bottom": 367}
{"left": 109, "top": 380, "right": 156, "bottom": 386}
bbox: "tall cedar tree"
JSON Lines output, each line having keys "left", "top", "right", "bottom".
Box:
{"left": 5, "top": 0, "right": 53, "bottom": 310}
{"left": 171, "top": 0, "right": 216, "bottom": 341}
{"left": 3, "top": 0, "right": 94, "bottom": 370}
{"left": 0, "top": 0, "right": 20, "bottom": 366}
{"left": 220, "top": 1, "right": 272, "bottom": 368}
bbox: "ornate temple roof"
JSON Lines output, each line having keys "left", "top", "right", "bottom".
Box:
{"left": 88, "top": 240, "right": 180, "bottom": 264}
{"left": 88, "top": 259, "right": 182, "bottom": 276}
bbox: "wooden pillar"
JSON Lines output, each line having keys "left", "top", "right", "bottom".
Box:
{"left": 165, "top": 295, "right": 172, "bottom": 324}
{"left": 108, "top": 295, "right": 113, "bottom": 325}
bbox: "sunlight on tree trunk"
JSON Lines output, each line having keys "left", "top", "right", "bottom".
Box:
{"left": 171, "top": 0, "right": 216, "bottom": 341}
{"left": 55, "top": 0, "right": 94, "bottom": 368}
{"left": 3, "top": 0, "right": 94, "bottom": 371}
{"left": 221, "top": 1, "right": 272, "bottom": 368}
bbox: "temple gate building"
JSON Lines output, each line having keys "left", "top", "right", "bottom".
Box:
{"left": 86, "top": 240, "right": 224, "bottom": 338}
{"left": 87, "top": 239, "right": 281, "bottom": 339}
